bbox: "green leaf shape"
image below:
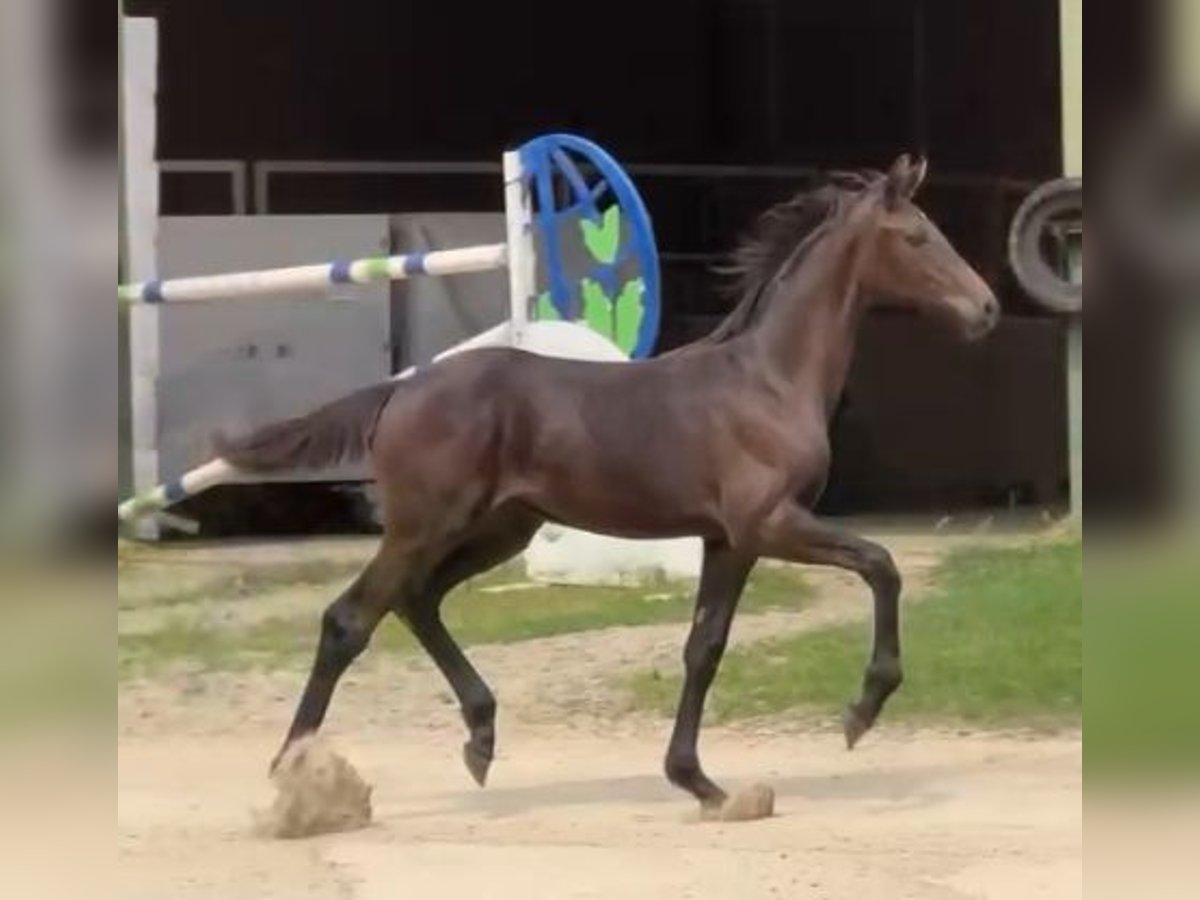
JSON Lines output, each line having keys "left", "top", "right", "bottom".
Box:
{"left": 580, "top": 206, "right": 621, "bottom": 264}
{"left": 613, "top": 277, "right": 646, "bottom": 355}
{"left": 535, "top": 291, "right": 561, "bottom": 321}
{"left": 580, "top": 278, "right": 614, "bottom": 337}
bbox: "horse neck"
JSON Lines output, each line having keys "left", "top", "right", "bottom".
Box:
{"left": 750, "top": 222, "right": 872, "bottom": 418}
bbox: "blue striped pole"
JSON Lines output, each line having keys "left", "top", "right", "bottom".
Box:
{"left": 116, "top": 242, "right": 510, "bottom": 527}
{"left": 118, "top": 243, "right": 508, "bottom": 305}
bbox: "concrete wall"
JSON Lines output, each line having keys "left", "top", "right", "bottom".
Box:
{"left": 152, "top": 216, "right": 393, "bottom": 481}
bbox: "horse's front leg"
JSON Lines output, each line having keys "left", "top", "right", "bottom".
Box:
{"left": 664, "top": 542, "right": 755, "bottom": 813}
{"left": 755, "top": 503, "right": 903, "bottom": 749}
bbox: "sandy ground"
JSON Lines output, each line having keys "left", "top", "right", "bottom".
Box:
{"left": 118, "top": 523, "right": 1081, "bottom": 899}
{"left": 119, "top": 723, "right": 1080, "bottom": 900}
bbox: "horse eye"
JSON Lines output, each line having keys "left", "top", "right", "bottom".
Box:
{"left": 904, "top": 229, "right": 929, "bottom": 247}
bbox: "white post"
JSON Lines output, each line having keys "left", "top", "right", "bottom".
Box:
{"left": 503, "top": 150, "right": 535, "bottom": 349}
{"left": 123, "top": 15, "right": 160, "bottom": 539}
{"left": 1060, "top": 0, "right": 1082, "bottom": 521}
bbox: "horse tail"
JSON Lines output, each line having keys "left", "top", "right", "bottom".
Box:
{"left": 213, "top": 381, "right": 397, "bottom": 474}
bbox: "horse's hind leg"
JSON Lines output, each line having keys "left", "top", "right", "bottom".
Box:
{"left": 271, "top": 545, "right": 407, "bottom": 770}
{"left": 399, "top": 508, "right": 542, "bottom": 787}
{"left": 756, "top": 503, "right": 903, "bottom": 749}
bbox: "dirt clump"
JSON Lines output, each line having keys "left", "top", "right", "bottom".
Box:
{"left": 702, "top": 783, "right": 776, "bottom": 822}
{"left": 254, "top": 736, "right": 372, "bottom": 839}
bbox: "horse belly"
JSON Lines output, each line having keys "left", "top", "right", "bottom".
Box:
{"left": 517, "top": 441, "right": 721, "bottom": 540}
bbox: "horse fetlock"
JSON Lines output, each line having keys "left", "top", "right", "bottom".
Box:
{"left": 462, "top": 694, "right": 497, "bottom": 732}
{"left": 842, "top": 658, "right": 902, "bottom": 750}
{"left": 664, "top": 752, "right": 702, "bottom": 789}
{"left": 865, "top": 656, "right": 904, "bottom": 696}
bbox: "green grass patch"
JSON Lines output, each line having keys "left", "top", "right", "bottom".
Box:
{"left": 628, "top": 540, "right": 1082, "bottom": 728}
{"left": 1085, "top": 542, "right": 1200, "bottom": 781}
{"left": 118, "top": 562, "right": 812, "bottom": 680}
{"left": 117, "top": 557, "right": 369, "bottom": 611}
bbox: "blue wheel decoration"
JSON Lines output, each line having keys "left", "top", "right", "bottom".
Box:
{"left": 517, "top": 133, "right": 662, "bottom": 359}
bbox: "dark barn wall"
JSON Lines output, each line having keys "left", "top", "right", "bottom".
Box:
{"left": 125, "top": 0, "right": 1061, "bottom": 171}
{"left": 1085, "top": 0, "right": 1169, "bottom": 517}
{"left": 126, "top": 0, "right": 709, "bottom": 162}
{"left": 922, "top": 0, "right": 1063, "bottom": 178}
{"left": 127, "top": 0, "right": 1068, "bottom": 514}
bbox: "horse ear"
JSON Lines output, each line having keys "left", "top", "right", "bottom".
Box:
{"left": 884, "top": 153, "right": 925, "bottom": 208}
{"left": 910, "top": 156, "right": 929, "bottom": 193}
{"left": 885, "top": 154, "right": 912, "bottom": 208}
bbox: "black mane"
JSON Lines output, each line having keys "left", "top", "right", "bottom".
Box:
{"left": 705, "top": 170, "right": 880, "bottom": 343}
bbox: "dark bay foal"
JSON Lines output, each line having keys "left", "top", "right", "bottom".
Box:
{"left": 219, "top": 155, "right": 998, "bottom": 816}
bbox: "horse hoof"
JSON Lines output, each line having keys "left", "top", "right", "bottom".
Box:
{"left": 463, "top": 741, "right": 492, "bottom": 787}
{"left": 842, "top": 706, "right": 870, "bottom": 750}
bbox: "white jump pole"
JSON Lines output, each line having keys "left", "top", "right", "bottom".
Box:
{"left": 118, "top": 243, "right": 508, "bottom": 306}
{"left": 118, "top": 155, "right": 534, "bottom": 529}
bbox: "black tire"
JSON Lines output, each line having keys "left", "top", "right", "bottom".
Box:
{"left": 1007, "top": 177, "right": 1083, "bottom": 315}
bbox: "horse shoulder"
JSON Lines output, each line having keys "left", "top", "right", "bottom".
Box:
{"left": 706, "top": 398, "right": 832, "bottom": 545}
